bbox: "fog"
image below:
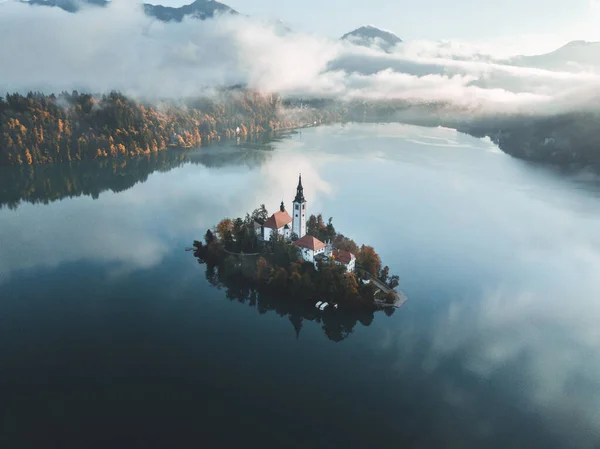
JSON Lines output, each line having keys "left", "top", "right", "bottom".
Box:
{"left": 2, "top": 0, "right": 600, "bottom": 116}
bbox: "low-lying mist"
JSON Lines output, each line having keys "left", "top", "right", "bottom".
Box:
{"left": 2, "top": 0, "right": 600, "bottom": 119}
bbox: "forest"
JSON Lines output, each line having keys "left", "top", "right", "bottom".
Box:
{"left": 1, "top": 89, "right": 460, "bottom": 168}
{"left": 193, "top": 205, "right": 400, "bottom": 308}
{"left": 0, "top": 90, "right": 342, "bottom": 166}
{"left": 458, "top": 111, "right": 600, "bottom": 166}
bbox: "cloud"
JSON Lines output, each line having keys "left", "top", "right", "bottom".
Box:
{"left": 369, "top": 171, "right": 600, "bottom": 447}
{"left": 1, "top": 0, "right": 600, "bottom": 115}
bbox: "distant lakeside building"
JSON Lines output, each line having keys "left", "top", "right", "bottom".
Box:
{"left": 255, "top": 175, "right": 356, "bottom": 273}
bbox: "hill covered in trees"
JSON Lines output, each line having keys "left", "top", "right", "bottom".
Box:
{"left": 7, "top": 89, "right": 600, "bottom": 169}
{"left": 459, "top": 111, "right": 600, "bottom": 167}
{"left": 0, "top": 91, "right": 340, "bottom": 166}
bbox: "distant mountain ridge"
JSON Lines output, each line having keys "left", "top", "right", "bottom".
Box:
{"left": 23, "top": 0, "right": 108, "bottom": 12}
{"left": 341, "top": 25, "right": 402, "bottom": 53}
{"left": 507, "top": 40, "right": 600, "bottom": 71}
{"left": 22, "top": 0, "right": 238, "bottom": 20}
{"left": 143, "top": 0, "right": 237, "bottom": 22}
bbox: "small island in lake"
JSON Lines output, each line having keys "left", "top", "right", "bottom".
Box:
{"left": 193, "top": 175, "right": 406, "bottom": 312}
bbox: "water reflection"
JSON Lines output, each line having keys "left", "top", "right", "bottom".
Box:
{"left": 198, "top": 258, "right": 393, "bottom": 342}
{"left": 0, "top": 151, "right": 186, "bottom": 210}
{"left": 2, "top": 123, "right": 600, "bottom": 448}
{"left": 0, "top": 135, "right": 278, "bottom": 210}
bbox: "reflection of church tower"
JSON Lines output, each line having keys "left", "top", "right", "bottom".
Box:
{"left": 289, "top": 315, "right": 303, "bottom": 340}
{"left": 292, "top": 174, "right": 307, "bottom": 238}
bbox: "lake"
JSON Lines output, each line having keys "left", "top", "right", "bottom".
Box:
{"left": 1, "top": 123, "right": 599, "bottom": 449}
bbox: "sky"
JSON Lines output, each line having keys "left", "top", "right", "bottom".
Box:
{"left": 154, "top": 0, "right": 600, "bottom": 47}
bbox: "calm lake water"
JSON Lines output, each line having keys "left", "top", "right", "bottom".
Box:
{"left": 1, "top": 123, "right": 600, "bottom": 449}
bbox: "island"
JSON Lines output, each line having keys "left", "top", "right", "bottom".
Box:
{"left": 193, "top": 175, "right": 406, "bottom": 315}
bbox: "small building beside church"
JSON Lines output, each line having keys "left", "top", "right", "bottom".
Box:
{"left": 332, "top": 249, "right": 356, "bottom": 273}
{"left": 293, "top": 234, "right": 327, "bottom": 263}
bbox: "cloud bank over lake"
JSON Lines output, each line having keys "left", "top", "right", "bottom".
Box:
{"left": 1, "top": 0, "right": 600, "bottom": 115}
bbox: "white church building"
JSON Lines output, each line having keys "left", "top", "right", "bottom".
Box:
{"left": 257, "top": 174, "right": 356, "bottom": 273}
{"left": 257, "top": 175, "right": 307, "bottom": 242}
{"left": 261, "top": 201, "right": 292, "bottom": 241}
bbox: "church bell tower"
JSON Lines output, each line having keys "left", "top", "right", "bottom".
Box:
{"left": 292, "top": 174, "right": 307, "bottom": 238}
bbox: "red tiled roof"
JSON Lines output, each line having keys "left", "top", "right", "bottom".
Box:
{"left": 293, "top": 234, "right": 326, "bottom": 251}
{"left": 333, "top": 249, "right": 355, "bottom": 265}
{"left": 263, "top": 210, "right": 292, "bottom": 229}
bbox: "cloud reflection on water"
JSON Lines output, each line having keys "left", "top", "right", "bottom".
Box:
{"left": 0, "top": 141, "right": 332, "bottom": 284}
{"left": 1, "top": 124, "right": 600, "bottom": 447}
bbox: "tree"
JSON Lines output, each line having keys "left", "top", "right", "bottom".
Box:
{"left": 306, "top": 214, "right": 319, "bottom": 236}
{"left": 251, "top": 204, "right": 269, "bottom": 224}
{"left": 289, "top": 271, "right": 303, "bottom": 294}
{"left": 269, "top": 267, "right": 288, "bottom": 291}
{"left": 333, "top": 234, "right": 359, "bottom": 255}
{"left": 342, "top": 273, "right": 360, "bottom": 302}
{"left": 216, "top": 218, "right": 233, "bottom": 240}
{"left": 256, "top": 257, "right": 270, "bottom": 283}
{"left": 233, "top": 217, "right": 245, "bottom": 250}
{"left": 204, "top": 229, "right": 215, "bottom": 245}
{"left": 324, "top": 217, "right": 336, "bottom": 241}
{"left": 384, "top": 291, "right": 396, "bottom": 304}
{"left": 388, "top": 274, "right": 400, "bottom": 289}
{"left": 379, "top": 266, "right": 390, "bottom": 283}
{"left": 357, "top": 245, "right": 381, "bottom": 276}
{"left": 300, "top": 272, "right": 315, "bottom": 296}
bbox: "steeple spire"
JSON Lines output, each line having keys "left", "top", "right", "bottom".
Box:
{"left": 294, "top": 173, "right": 305, "bottom": 203}
{"left": 280, "top": 200, "right": 285, "bottom": 212}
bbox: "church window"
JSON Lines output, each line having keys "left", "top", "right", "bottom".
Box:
{"left": 295, "top": 204, "right": 299, "bottom": 210}
{"left": 295, "top": 214, "right": 298, "bottom": 217}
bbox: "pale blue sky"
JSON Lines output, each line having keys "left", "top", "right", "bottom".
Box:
{"left": 162, "top": 0, "right": 600, "bottom": 44}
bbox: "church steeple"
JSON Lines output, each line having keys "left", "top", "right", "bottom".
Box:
{"left": 292, "top": 173, "right": 307, "bottom": 238}
{"left": 294, "top": 174, "right": 305, "bottom": 204}
{"left": 280, "top": 200, "right": 285, "bottom": 212}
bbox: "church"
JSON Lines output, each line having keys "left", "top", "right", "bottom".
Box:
{"left": 256, "top": 175, "right": 356, "bottom": 273}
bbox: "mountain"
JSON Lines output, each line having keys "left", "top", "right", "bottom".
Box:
{"left": 23, "top": 0, "right": 107, "bottom": 12}
{"left": 143, "top": 0, "right": 237, "bottom": 22}
{"left": 507, "top": 40, "right": 600, "bottom": 71}
{"left": 341, "top": 25, "right": 402, "bottom": 53}
{"left": 22, "top": 0, "right": 238, "bottom": 20}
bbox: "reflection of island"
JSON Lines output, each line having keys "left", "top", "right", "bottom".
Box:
{"left": 201, "top": 261, "right": 394, "bottom": 342}
{"left": 0, "top": 135, "right": 275, "bottom": 209}
{"left": 194, "top": 176, "right": 404, "bottom": 341}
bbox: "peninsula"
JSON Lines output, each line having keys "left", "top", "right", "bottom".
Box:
{"left": 193, "top": 175, "right": 406, "bottom": 311}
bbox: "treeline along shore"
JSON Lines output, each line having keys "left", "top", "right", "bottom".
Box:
{"left": 5, "top": 88, "right": 599, "bottom": 169}
{"left": 0, "top": 90, "right": 342, "bottom": 166}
